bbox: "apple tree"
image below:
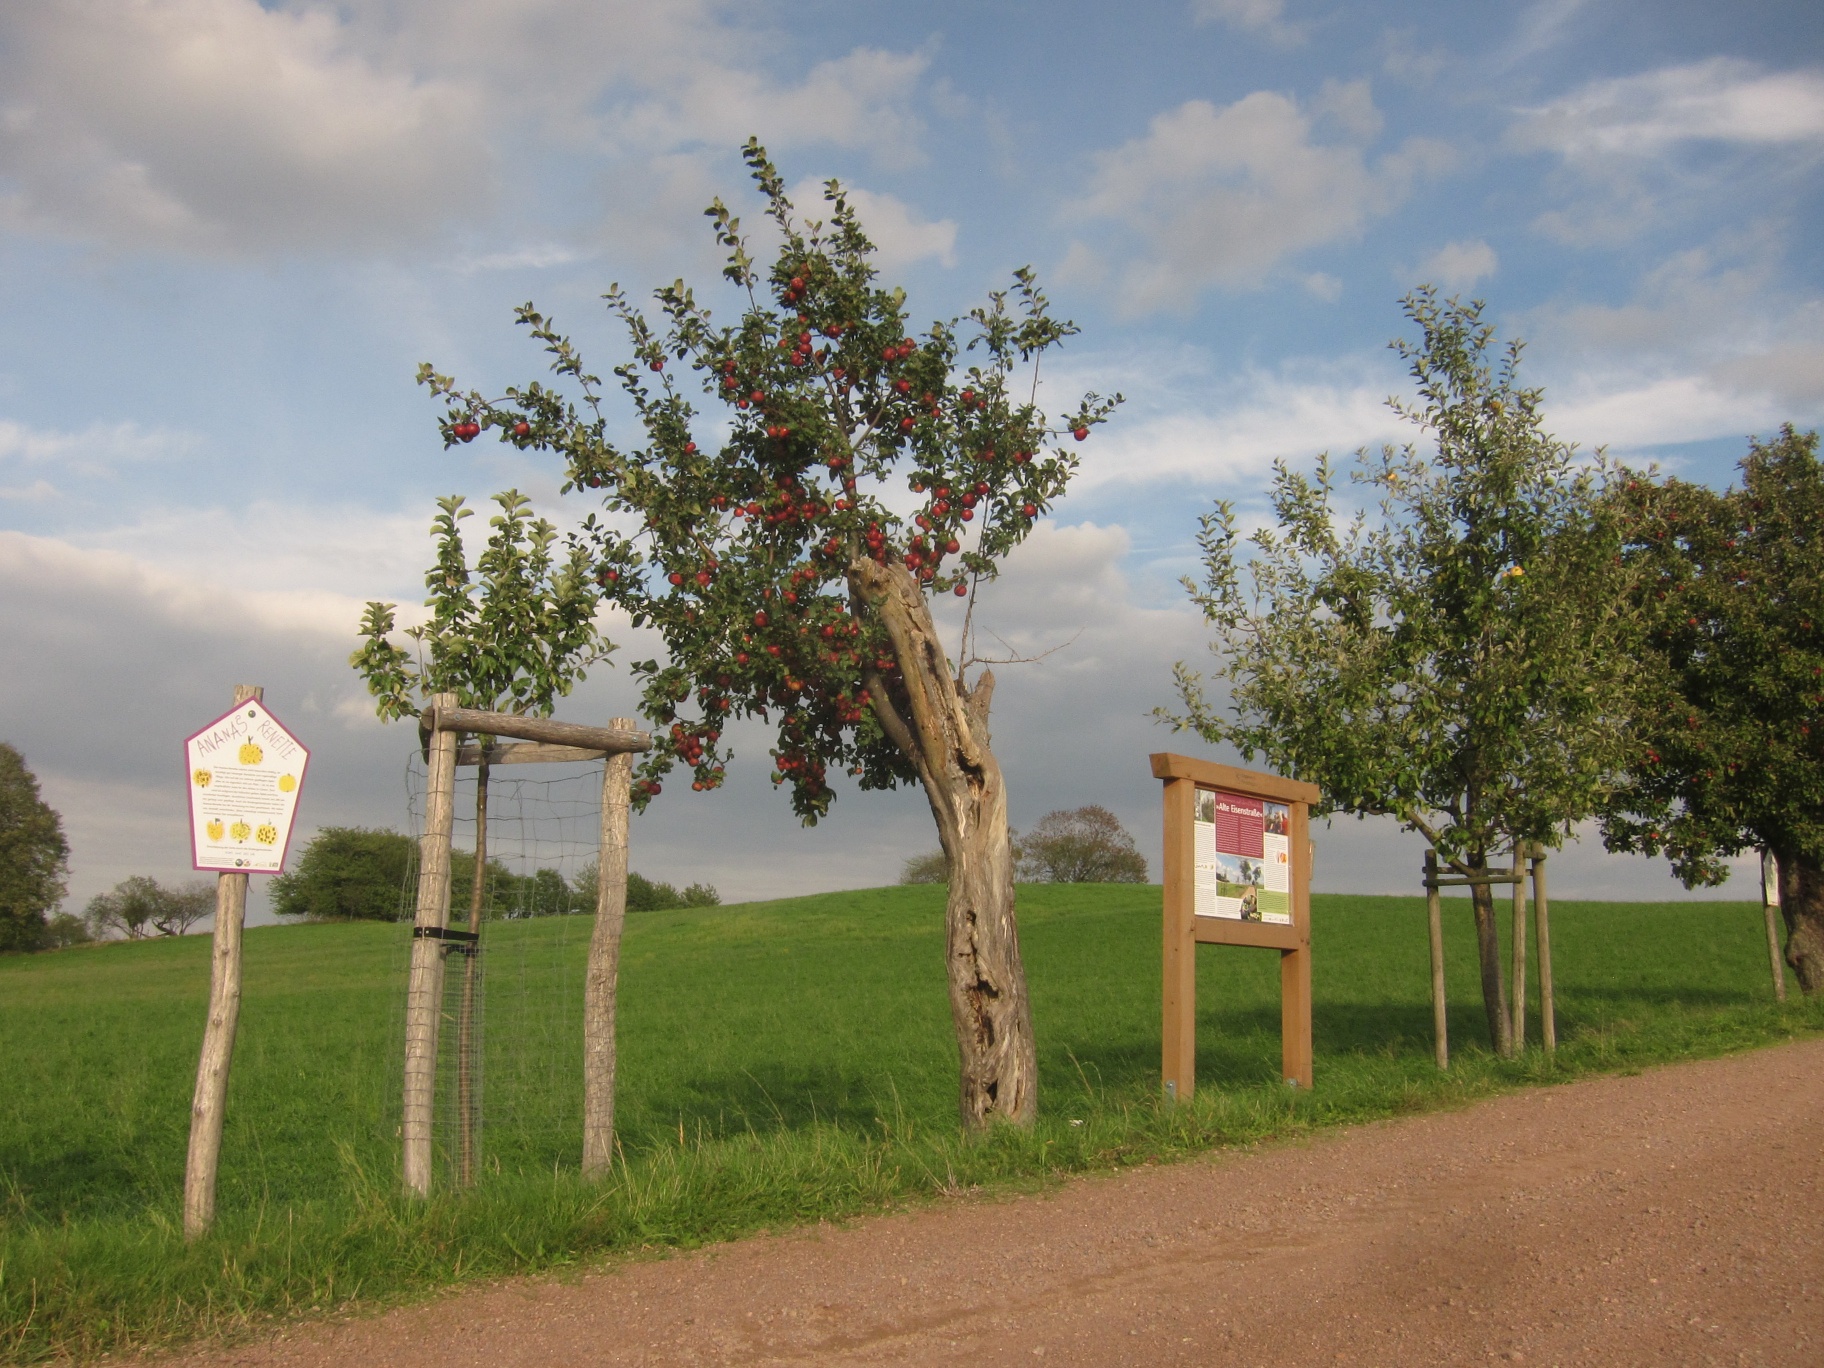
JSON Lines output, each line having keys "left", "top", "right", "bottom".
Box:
{"left": 1601, "top": 426, "right": 1824, "bottom": 991}
{"left": 1163, "top": 291, "right": 1639, "bottom": 1055}
{"left": 418, "top": 141, "right": 1118, "bottom": 1127}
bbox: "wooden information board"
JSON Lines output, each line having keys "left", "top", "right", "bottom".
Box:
{"left": 1153, "top": 753, "right": 1320, "bottom": 1096}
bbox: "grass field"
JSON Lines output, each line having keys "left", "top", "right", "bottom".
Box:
{"left": 2, "top": 885, "right": 1819, "bottom": 1362}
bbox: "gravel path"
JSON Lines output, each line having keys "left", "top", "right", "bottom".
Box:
{"left": 159, "top": 1038, "right": 1823, "bottom": 1367}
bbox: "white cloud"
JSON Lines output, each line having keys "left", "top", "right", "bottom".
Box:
{"left": 1523, "top": 235, "right": 1824, "bottom": 448}
{"left": 1415, "top": 239, "right": 1498, "bottom": 290}
{"left": 1068, "top": 82, "right": 1452, "bottom": 310}
{"left": 1188, "top": 0, "right": 1305, "bottom": 46}
{"left": 0, "top": 0, "right": 482, "bottom": 253}
{"left": 1513, "top": 60, "right": 1824, "bottom": 246}
{"left": 0, "top": 1, "right": 934, "bottom": 256}
{"left": 789, "top": 178, "right": 956, "bottom": 270}
{"left": 1514, "top": 59, "right": 1824, "bottom": 160}
{"left": 0, "top": 417, "right": 198, "bottom": 476}
{"left": 0, "top": 529, "right": 369, "bottom": 642}
{"left": 1037, "top": 341, "right": 1409, "bottom": 495}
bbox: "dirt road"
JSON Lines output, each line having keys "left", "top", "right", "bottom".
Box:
{"left": 163, "top": 1039, "right": 1823, "bottom": 1367}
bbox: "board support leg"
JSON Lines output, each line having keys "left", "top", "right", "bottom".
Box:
{"left": 1426, "top": 849, "right": 1448, "bottom": 1071}
{"left": 1161, "top": 776, "right": 1196, "bottom": 1103}
{"left": 1280, "top": 943, "right": 1312, "bottom": 1088}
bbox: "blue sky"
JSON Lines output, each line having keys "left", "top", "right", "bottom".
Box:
{"left": 2, "top": 0, "right": 1821, "bottom": 915}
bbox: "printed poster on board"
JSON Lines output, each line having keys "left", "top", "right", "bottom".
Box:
{"left": 185, "top": 699, "right": 310, "bottom": 873}
{"left": 1193, "top": 788, "right": 1291, "bottom": 924}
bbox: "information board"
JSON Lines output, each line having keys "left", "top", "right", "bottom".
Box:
{"left": 1194, "top": 789, "right": 1292, "bottom": 924}
{"left": 185, "top": 698, "right": 310, "bottom": 873}
{"left": 1154, "top": 753, "right": 1319, "bottom": 1095}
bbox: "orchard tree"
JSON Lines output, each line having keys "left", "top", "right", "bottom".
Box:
{"left": 0, "top": 742, "right": 67, "bottom": 953}
{"left": 419, "top": 141, "right": 1118, "bottom": 1127}
{"left": 1602, "top": 426, "right": 1824, "bottom": 990}
{"left": 1017, "top": 806, "right": 1149, "bottom": 883}
{"left": 352, "top": 488, "right": 604, "bottom": 1181}
{"left": 1165, "top": 291, "right": 1638, "bottom": 1055}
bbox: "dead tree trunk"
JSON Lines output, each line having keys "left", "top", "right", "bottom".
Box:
{"left": 1776, "top": 846, "right": 1824, "bottom": 994}
{"left": 1467, "top": 854, "right": 1513, "bottom": 1057}
{"left": 852, "top": 559, "right": 1037, "bottom": 1129}
{"left": 456, "top": 744, "right": 490, "bottom": 1186}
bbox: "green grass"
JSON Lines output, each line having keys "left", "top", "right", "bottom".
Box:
{"left": 2, "top": 886, "right": 1818, "bottom": 1362}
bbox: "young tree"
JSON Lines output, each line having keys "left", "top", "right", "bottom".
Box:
{"left": 420, "top": 141, "right": 1118, "bottom": 1127}
{"left": 0, "top": 742, "right": 67, "bottom": 953}
{"left": 1602, "top": 426, "right": 1824, "bottom": 990}
{"left": 352, "top": 489, "right": 605, "bottom": 1182}
{"left": 1165, "top": 290, "right": 1638, "bottom": 1055}
{"left": 1017, "top": 805, "right": 1149, "bottom": 883}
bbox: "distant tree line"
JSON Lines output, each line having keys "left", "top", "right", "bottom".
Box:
{"left": 269, "top": 826, "right": 718, "bottom": 921}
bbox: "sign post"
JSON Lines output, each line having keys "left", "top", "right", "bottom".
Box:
{"left": 182, "top": 688, "right": 309, "bottom": 1239}
{"left": 1153, "top": 753, "right": 1319, "bottom": 1097}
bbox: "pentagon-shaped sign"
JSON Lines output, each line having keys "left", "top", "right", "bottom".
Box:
{"left": 185, "top": 699, "right": 310, "bottom": 873}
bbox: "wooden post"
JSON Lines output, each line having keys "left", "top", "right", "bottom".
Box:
{"left": 1531, "top": 844, "right": 1555, "bottom": 1054}
{"left": 1510, "top": 845, "right": 1527, "bottom": 1053}
{"left": 1279, "top": 809, "right": 1314, "bottom": 1088}
{"left": 582, "top": 719, "right": 635, "bottom": 1175}
{"left": 182, "top": 683, "right": 262, "bottom": 1241}
{"left": 1762, "top": 849, "right": 1787, "bottom": 1003}
{"left": 403, "top": 691, "right": 459, "bottom": 1197}
{"left": 455, "top": 742, "right": 490, "bottom": 1187}
{"left": 1425, "top": 850, "right": 1448, "bottom": 1071}
{"left": 1159, "top": 775, "right": 1197, "bottom": 1103}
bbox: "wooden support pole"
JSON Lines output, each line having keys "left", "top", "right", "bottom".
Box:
{"left": 182, "top": 682, "right": 262, "bottom": 1241}
{"left": 1510, "top": 845, "right": 1527, "bottom": 1053}
{"left": 1762, "top": 849, "right": 1787, "bottom": 1003}
{"left": 1160, "top": 775, "right": 1197, "bottom": 1102}
{"left": 582, "top": 719, "right": 635, "bottom": 1176}
{"left": 1532, "top": 844, "right": 1556, "bottom": 1054}
{"left": 403, "top": 691, "right": 459, "bottom": 1197}
{"left": 1425, "top": 849, "right": 1448, "bottom": 1071}
{"left": 431, "top": 707, "right": 649, "bottom": 755}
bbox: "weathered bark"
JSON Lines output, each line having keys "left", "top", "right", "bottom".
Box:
{"left": 1776, "top": 847, "right": 1824, "bottom": 994}
{"left": 1467, "top": 859, "right": 1513, "bottom": 1057}
{"left": 851, "top": 559, "right": 1037, "bottom": 1129}
{"left": 456, "top": 745, "right": 489, "bottom": 1187}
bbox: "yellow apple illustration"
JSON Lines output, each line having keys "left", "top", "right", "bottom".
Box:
{"left": 193, "top": 769, "right": 212, "bottom": 788}
{"left": 277, "top": 773, "right": 297, "bottom": 793}
{"left": 255, "top": 823, "right": 278, "bottom": 845}
{"left": 230, "top": 820, "right": 252, "bottom": 842}
{"left": 238, "top": 740, "right": 264, "bottom": 765}
{"left": 206, "top": 819, "right": 224, "bottom": 841}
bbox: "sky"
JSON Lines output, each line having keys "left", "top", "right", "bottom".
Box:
{"left": 2, "top": 0, "right": 1821, "bottom": 922}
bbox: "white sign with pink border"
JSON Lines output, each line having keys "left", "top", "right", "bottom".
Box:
{"left": 185, "top": 699, "right": 310, "bottom": 873}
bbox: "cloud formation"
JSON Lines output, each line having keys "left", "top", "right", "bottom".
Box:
{"left": 1066, "top": 81, "right": 1452, "bottom": 311}
{"left": 0, "top": 1, "right": 934, "bottom": 256}
{"left": 1188, "top": 0, "right": 1305, "bottom": 47}
{"left": 1415, "top": 239, "right": 1498, "bottom": 291}
{"left": 0, "top": 0, "right": 482, "bottom": 253}
{"left": 1514, "top": 59, "right": 1824, "bottom": 160}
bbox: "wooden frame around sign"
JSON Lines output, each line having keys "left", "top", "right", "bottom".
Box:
{"left": 1153, "top": 753, "right": 1321, "bottom": 1097}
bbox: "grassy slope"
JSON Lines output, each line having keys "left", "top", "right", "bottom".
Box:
{"left": 2, "top": 886, "right": 1818, "bottom": 1360}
